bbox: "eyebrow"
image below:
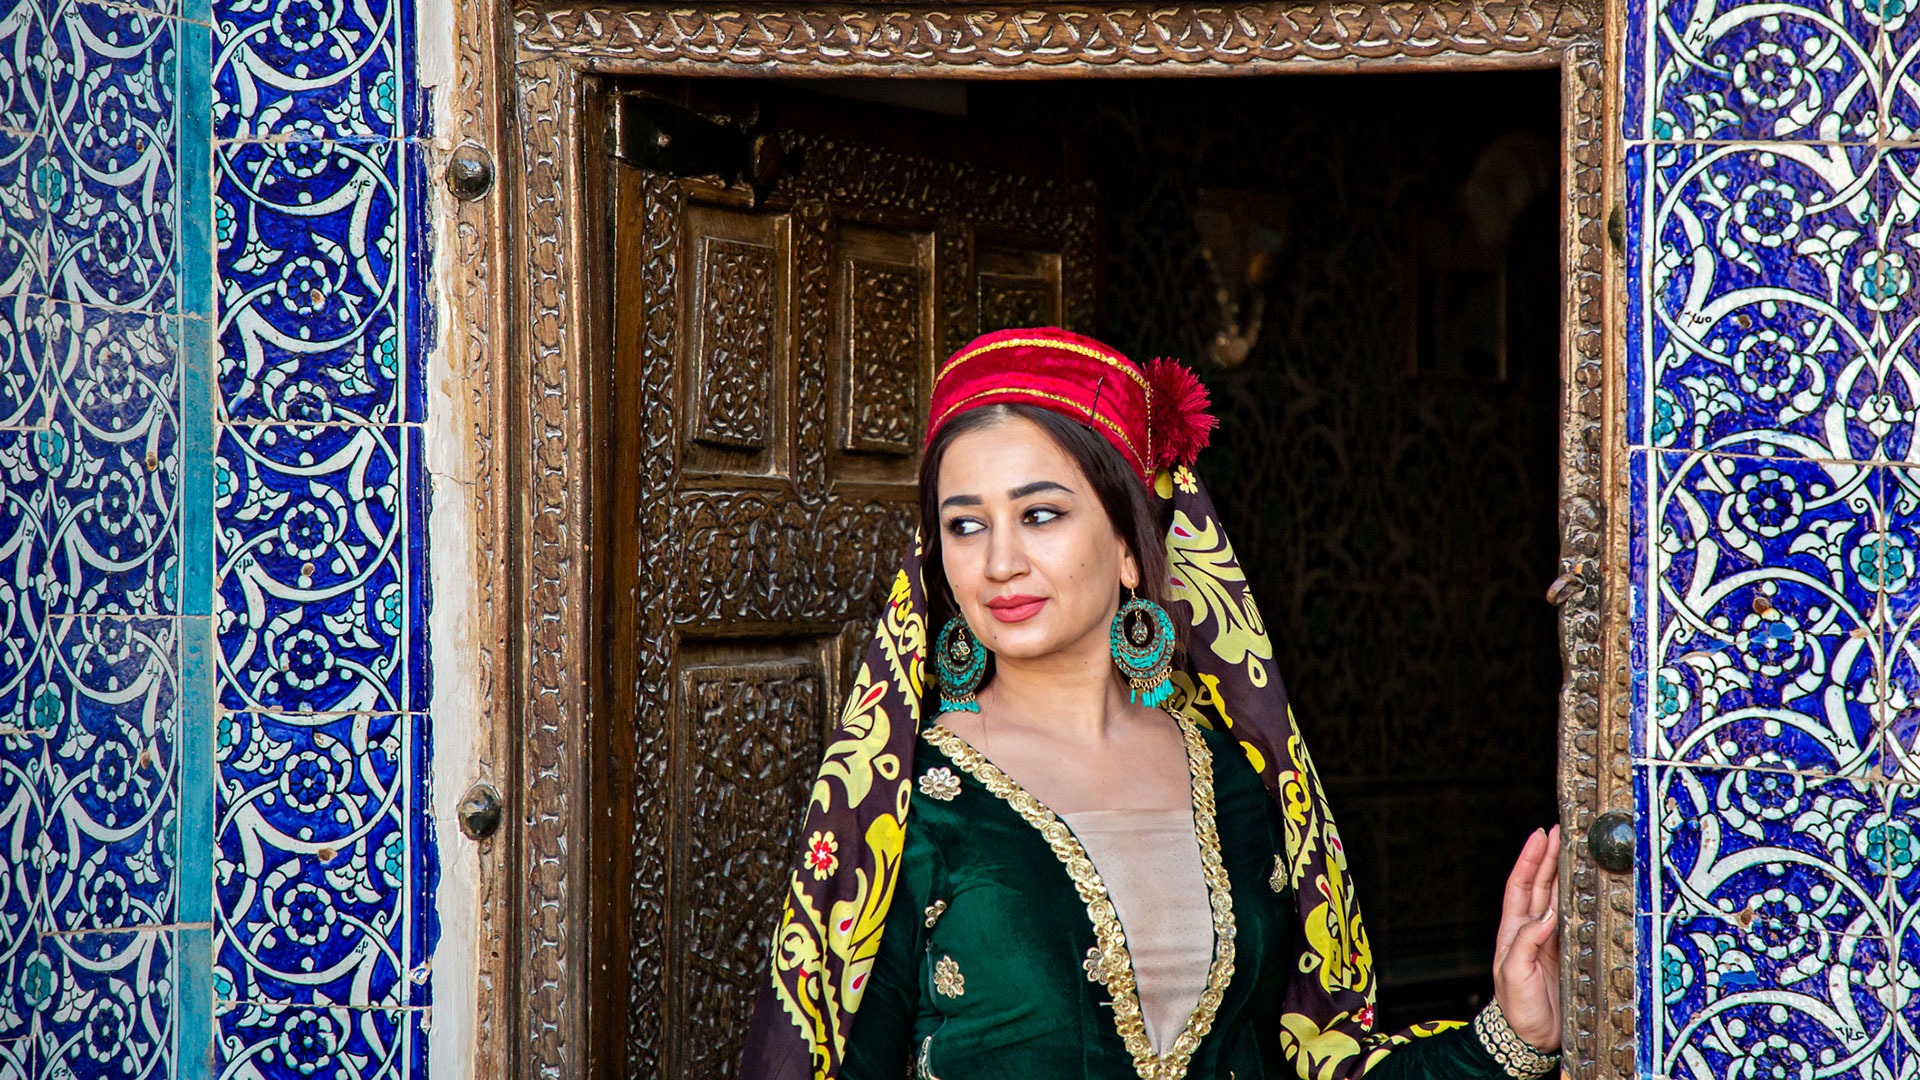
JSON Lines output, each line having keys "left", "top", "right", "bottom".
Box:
{"left": 939, "top": 480, "right": 1074, "bottom": 511}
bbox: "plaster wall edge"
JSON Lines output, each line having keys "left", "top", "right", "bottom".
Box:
{"left": 417, "top": 1, "right": 482, "bottom": 1077}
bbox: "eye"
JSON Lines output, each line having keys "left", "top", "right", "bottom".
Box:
{"left": 945, "top": 517, "right": 984, "bottom": 538}
{"left": 1024, "top": 507, "right": 1063, "bottom": 525}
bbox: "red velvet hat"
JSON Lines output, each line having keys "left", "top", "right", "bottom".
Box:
{"left": 925, "top": 327, "right": 1217, "bottom": 485}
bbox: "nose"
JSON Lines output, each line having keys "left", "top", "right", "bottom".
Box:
{"left": 984, "top": 518, "right": 1028, "bottom": 581}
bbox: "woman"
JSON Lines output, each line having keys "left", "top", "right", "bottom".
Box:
{"left": 741, "top": 328, "right": 1562, "bottom": 1080}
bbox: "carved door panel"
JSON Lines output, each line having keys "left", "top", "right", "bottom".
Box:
{"left": 598, "top": 97, "right": 1097, "bottom": 1079}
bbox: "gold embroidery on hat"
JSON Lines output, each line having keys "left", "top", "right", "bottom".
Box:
{"left": 938, "top": 336, "right": 1150, "bottom": 394}
{"left": 929, "top": 387, "right": 1147, "bottom": 476}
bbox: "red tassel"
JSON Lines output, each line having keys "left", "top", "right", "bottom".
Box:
{"left": 1145, "top": 357, "right": 1218, "bottom": 467}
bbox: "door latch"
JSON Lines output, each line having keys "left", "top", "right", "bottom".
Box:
{"left": 610, "top": 94, "right": 791, "bottom": 206}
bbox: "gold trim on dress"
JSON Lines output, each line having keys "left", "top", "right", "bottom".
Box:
{"left": 923, "top": 716, "right": 1236, "bottom": 1080}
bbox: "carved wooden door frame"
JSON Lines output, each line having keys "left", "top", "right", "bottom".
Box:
{"left": 439, "top": 3, "right": 1628, "bottom": 1078}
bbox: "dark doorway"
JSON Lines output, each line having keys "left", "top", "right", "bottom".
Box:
{"left": 596, "top": 69, "right": 1563, "bottom": 1076}
{"left": 966, "top": 73, "right": 1567, "bottom": 1029}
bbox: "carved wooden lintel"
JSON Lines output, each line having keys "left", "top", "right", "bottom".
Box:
{"left": 514, "top": 1, "right": 1597, "bottom": 71}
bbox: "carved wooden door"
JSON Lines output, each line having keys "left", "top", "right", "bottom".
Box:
{"left": 596, "top": 93, "right": 1098, "bottom": 1079}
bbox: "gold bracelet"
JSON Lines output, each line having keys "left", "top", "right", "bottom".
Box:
{"left": 1472, "top": 1000, "right": 1561, "bottom": 1080}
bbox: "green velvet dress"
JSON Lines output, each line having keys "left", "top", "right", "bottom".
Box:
{"left": 839, "top": 720, "right": 1510, "bottom": 1080}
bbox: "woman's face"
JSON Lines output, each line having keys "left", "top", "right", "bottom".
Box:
{"left": 935, "top": 415, "right": 1138, "bottom": 664}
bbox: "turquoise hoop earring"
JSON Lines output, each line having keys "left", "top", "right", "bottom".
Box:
{"left": 935, "top": 617, "right": 988, "bottom": 714}
{"left": 1112, "top": 592, "right": 1176, "bottom": 708}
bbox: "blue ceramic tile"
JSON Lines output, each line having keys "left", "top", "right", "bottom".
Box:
{"left": 0, "top": 295, "right": 48, "bottom": 431}
{"left": 211, "top": 0, "right": 411, "bottom": 142}
{"left": 215, "top": 1002, "right": 408, "bottom": 1080}
{"left": 405, "top": 712, "right": 430, "bottom": 1009}
{"left": 0, "top": 132, "right": 43, "bottom": 305}
{"left": 1637, "top": 144, "right": 1889, "bottom": 459}
{"left": 1869, "top": 149, "right": 1920, "bottom": 466}
{"left": 1623, "top": 0, "right": 1650, "bottom": 144}
{"left": 1649, "top": 450, "right": 1882, "bottom": 774}
{"left": 215, "top": 424, "right": 415, "bottom": 713}
{"left": 1644, "top": 909, "right": 1898, "bottom": 1080}
{"left": 0, "top": 431, "right": 50, "bottom": 732}
{"left": 214, "top": 711, "right": 411, "bottom": 1008}
{"left": 1884, "top": 10, "right": 1920, "bottom": 141}
{"left": 1650, "top": 763, "right": 1891, "bottom": 939}
{"left": 0, "top": 923, "right": 41, "bottom": 1046}
{"left": 43, "top": 301, "right": 179, "bottom": 440}
{"left": 216, "top": 139, "right": 406, "bottom": 423}
{"left": 45, "top": 4, "right": 177, "bottom": 175}
{"left": 39, "top": 928, "right": 175, "bottom": 1079}
{"left": 1632, "top": 0, "right": 1881, "bottom": 142}
{"left": 42, "top": 342, "right": 182, "bottom": 616}
{"left": 42, "top": 2, "right": 179, "bottom": 314}
{"left": 37, "top": 616, "right": 177, "bottom": 933}
{"left": 1632, "top": 449, "right": 1655, "bottom": 759}
{"left": 0, "top": 752, "right": 42, "bottom": 1042}
{"left": 0, "top": 0, "right": 44, "bottom": 139}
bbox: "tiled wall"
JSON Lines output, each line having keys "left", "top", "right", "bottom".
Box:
{"left": 0, "top": 0, "right": 435, "bottom": 1077}
{"left": 1627, "top": 2, "right": 1920, "bottom": 1076}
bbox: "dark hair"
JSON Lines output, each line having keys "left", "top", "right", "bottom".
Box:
{"left": 918, "top": 403, "right": 1176, "bottom": 685}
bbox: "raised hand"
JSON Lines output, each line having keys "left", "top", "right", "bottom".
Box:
{"left": 1492, "top": 825, "right": 1562, "bottom": 1051}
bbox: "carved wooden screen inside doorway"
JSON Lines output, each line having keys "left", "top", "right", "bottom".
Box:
{"left": 453, "top": 5, "right": 1617, "bottom": 1080}
{"left": 599, "top": 107, "right": 1098, "bottom": 1078}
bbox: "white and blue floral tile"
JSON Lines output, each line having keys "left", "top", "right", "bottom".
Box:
{"left": 42, "top": 302, "right": 181, "bottom": 619}
{"left": 38, "top": 615, "right": 179, "bottom": 935}
{"left": 39, "top": 928, "right": 177, "bottom": 1080}
{"left": 216, "top": 1001, "right": 416, "bottom": 1080}
{"left": 1623, "top": 0, "right": 1884, "bottom": 143}
{"left": 1881, "top": 8, "right": 1920, "bottom": 141}
{"left": 43, "top": 2, "right": 181, "bottom": 316}
{"left": 1628, "top": 142, "right": 1904, "bottom": 459}
{"left": 1645, "top": 907, "right": 1903, "bottom": 1080}
{"left": 1647, "top": 763, "right": 1892, "bottom": 937}
{"left": 214, "top": 423, "right": 421, "bottom": 715}
{"left": 1643, "top": 448, "right": 1884, "bottom": 774}
{"left": 211, "top": 0, "right": 417, "bottom": 143}
{"left": 214, "top": 139, "right": 419, "bottom": 426}
{"left": 214, "top": 710, "right": 420, "bottom": 1009}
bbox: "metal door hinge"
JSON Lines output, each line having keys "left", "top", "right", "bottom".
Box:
{"left": 610, "top": 94, "right": 792, "bottom": 206}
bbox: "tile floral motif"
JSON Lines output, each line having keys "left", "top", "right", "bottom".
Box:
{"left": 39, "top": 929, "right": 174, "bottom": 1080}
{"left": 216, "top": 1001, "right": 412, "bottom": 1080}
{"left": 212, "top": 0, "right": 411, "bottom": 142}
{"left": 42, "top": 304, "right": 181, "bottom": 617}
{"left": 0, "top": 430, "right": 49, "bottom": 732}
{"left": 0, "top": 295, "right": 47, "bottom": 431}
{"left": 1646, "top": 911, "right": 1901, "bottom": 1080}
{"left": 1648, "top": 764, "right": 1891, "bottom": 940}
{"left": 216, "top": 139, "right": 410, "bottom": 424}
{"left": 1625, "top": 0, "right": 1882, "bottom": 142}
{"left": 38, "top": 617, "right": 178, "bottom": 934}
{"left": 215, "top": 424, "right": 417, "bottom": 713}
{"left": 1884, "top": 10, "right": 1920, "bottom": 141}
{"left": 1645, "top": 449, "right": 1882, "bottom": 775}
{"left": 1630, "top": 144, "right": 1911, "bottom": 460}
{"left": 214, "top": 711, "right": 412, "bottom": 1008}
{"left": 41, "top": 3, "right": 178, "bottom": 313}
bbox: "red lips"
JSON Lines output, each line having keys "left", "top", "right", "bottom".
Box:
{"left": 984, "top": 595, "right": 1047, "bottom": 623}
